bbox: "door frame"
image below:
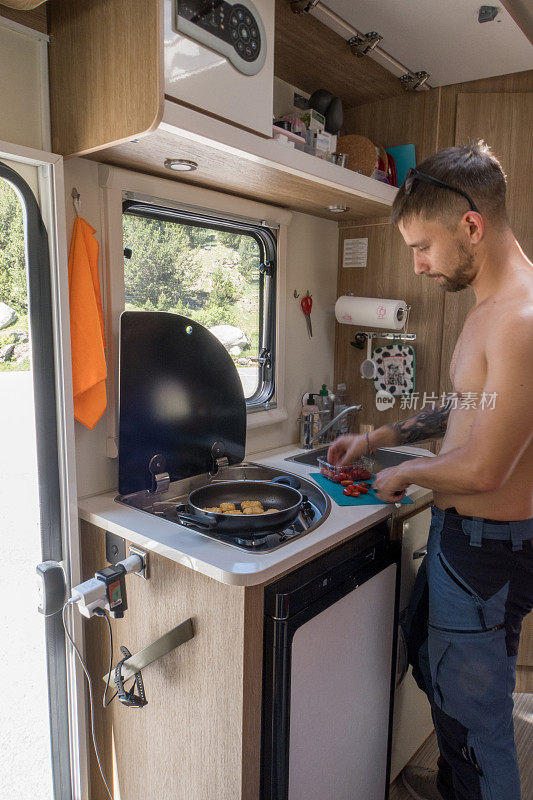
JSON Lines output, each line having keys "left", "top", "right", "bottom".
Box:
{"left": 0, "top": 138, "right": 88, "bottom": 799}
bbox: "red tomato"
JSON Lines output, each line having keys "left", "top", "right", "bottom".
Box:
{"left": 343, "top": 487, "right": 360, "bottom": 497}
{"left": 340, "top": 480, "right": 353, "bottom": 487}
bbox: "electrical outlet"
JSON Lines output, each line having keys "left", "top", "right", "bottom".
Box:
{"left": 129, "top": 545, "right": 149, "bottom": 580}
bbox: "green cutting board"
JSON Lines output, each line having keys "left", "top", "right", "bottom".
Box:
{"left": 310, "top": 472, "right": 413, "bottom": 506}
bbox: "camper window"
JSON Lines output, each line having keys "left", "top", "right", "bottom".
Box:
{"left": 122, "top": 201, "right": 277, "bottom": 409}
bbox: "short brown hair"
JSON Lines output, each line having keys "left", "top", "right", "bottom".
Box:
{"left": 391, "top": 142, "right": 508, "bottom": 227}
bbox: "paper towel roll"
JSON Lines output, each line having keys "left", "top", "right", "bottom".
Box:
{"left": 335, "top": 296, "right": 407, "bottom": 330}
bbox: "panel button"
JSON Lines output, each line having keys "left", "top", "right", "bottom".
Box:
{"left": 230, "top": 13, "right": 238, "bottom": 26}
{"left": 236, "top": 40, "right": 244, "bottom": 53}
{"left": 239, "top": 23, "right": 249, "bottom": 39}
{"left": 250, "top": 26, "right": 258, "bottom": 38}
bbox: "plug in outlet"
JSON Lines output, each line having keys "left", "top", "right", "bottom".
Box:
{"left": 129, "top": 545, "right": 149, "bottom": 580}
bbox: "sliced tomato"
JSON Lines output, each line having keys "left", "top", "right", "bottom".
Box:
{"left": 340, "top": 480, "right": 353, "bottom": 487}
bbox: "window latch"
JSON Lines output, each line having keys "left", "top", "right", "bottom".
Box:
{"left": 260, "top": 261, "right": 273, "bottom": 276}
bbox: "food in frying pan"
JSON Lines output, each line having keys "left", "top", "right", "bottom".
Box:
{"left": 202, "top": 500, "right": 282, "bottom": 515}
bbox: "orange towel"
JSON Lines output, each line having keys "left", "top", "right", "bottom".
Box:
{"left": 68, "top": 217, "right": 107, "bottom": 429}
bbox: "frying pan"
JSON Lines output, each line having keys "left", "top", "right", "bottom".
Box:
{"left": 176, "top": 478, "right": 306, "bottom": 536}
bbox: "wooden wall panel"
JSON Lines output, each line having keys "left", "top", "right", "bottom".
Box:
{"left": 439, "top": 83, "right": 533, "bottom": 394}
{"left": 335, "top": 88, "right": 443, "bottom": 436}
{"left": 342, "top": 87, "right": 440, "bottom": 164}
{"left": 274, "top": 0, "right": 403, "bottom": 108}
{"left": 435, "top": 73, "right": 533, "bottom": 396}
{"left": 335, "top": 221, "right": 445, "bottom": 433}
{"left": 437, "top": 70, "right": 533, "bottom": 152}
{"left": 454, "top": 92, "right": 532, "bottom": 253}
{"left": 336, "top": 71, "right": 533, "bottom": 427}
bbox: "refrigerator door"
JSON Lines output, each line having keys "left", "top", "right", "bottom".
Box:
{"left": 287, "top": 564, "right": 397, "bottom": 800}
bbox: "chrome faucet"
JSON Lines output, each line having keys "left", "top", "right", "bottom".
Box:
{"left": 304, "top": 404, "right": 362, "bottom": 449}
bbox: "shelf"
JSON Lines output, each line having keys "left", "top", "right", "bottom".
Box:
{"left": 88, "top": 99, "right": 397, "bottom": 222}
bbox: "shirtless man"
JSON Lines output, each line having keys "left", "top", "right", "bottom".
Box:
{"left": 328, "top": 143, "right": 533, "bottom": 800}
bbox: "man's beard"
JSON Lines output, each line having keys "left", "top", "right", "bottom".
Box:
{"left": 437, "top": 244, "right": 475, "bottom": 292}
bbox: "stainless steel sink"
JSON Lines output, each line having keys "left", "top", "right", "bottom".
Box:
{"left": 285, "top": 446, "right": 424, "bottom": 472}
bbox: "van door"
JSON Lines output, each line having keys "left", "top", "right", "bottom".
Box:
{"left": 0, "top": 152, "right": 82, "bottom": 800}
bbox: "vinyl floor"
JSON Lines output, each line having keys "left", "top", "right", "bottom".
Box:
{"left": 389, "top": 692, "right": 533, "bottom": 799}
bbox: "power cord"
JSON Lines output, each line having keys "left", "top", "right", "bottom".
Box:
{"left": 62, "top": 599, "right": 114, "bottom": 800}
{"left": 99, "top": 609, "right": 118, "bottom": 708}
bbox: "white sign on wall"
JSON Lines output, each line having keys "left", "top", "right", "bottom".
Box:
{"left": 343, "top": 238, "right": 368, "bottom": 268}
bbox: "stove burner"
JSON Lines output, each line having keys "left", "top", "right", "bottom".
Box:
{"left": 117, "top": 464, "right": 330, "bottom": 553}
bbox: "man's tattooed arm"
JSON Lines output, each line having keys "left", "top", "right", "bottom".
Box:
{"left": 387, "top": 402, "right": 452, "bottom": 445}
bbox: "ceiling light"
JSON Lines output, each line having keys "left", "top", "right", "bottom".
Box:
{"left": 327, "top": 204, "right": 349, "bottom": 213}
{"left": 164, "top": 159, "right": 198, "bottom": 172}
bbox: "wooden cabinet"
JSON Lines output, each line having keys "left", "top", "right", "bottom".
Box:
{"left": 81, "top": 521, "right": 265, "bottom": 800}
{"left": 47, "top": 0, "right": 398, "bottom": 221}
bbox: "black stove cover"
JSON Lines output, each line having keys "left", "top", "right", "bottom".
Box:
{"left": 118, "top": 311, "right": 246, "bottom": 495}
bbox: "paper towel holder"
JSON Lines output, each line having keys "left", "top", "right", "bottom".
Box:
{"left": 351, "top": 331, "right": 417, "bottom": 349}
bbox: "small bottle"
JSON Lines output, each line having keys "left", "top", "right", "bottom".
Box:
{"left": 332, "top": 383, "right": 350, "bottom": 437}
{"left": 300, "top": 393, "right": 320, "bottom": 448}
{"left": 316, "top": 384, "right": 333, "bottom": 443}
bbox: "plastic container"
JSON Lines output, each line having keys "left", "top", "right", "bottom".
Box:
{"left": 317, "top": 456, "right": 374, "bottom": 483}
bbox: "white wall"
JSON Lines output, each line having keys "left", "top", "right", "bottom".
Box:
{"left": 63, "top": 158, "right": 339, "bottom": 498}
{"left": 0, "top": 20, "right": 49, "bottom": 151}
{"left": 246, "top": 212, "right": 337, "bottom": 455}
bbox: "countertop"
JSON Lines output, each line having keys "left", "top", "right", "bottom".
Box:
{"left": 78, "top": 444, "right": 434, "bottom": 586}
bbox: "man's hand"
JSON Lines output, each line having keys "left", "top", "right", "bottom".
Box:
{"left": 327, "top": 434, "right": 369, "bottom": 467}
{"left": 373, "top": 465, "right": 410, "bottom": 503}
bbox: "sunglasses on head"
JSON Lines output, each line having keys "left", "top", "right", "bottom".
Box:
{"left": 403, "top": 168, "right": 479, "bottom": 213}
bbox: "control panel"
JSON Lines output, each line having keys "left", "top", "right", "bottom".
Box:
{"left": 175, "top": 0, "right": 267, "bottom": 75}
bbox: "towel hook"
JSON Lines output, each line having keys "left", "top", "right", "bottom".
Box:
{"left": 71, "top": 187, "right": 81, "bottom": 217}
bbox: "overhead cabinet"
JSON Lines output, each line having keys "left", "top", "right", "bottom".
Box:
{"left": 48, "top": 0, "right": 398, "bottom": 221}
